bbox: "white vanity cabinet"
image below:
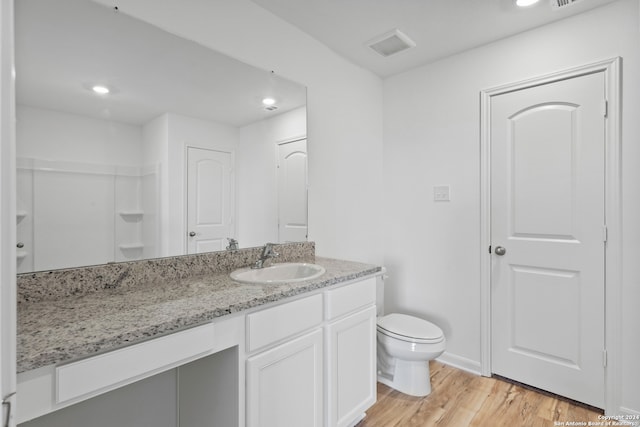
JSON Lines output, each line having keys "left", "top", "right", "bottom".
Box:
{"left": 244, "top": 276, "right": 377, "bottom": 427}
{"left": 246, "top": 329, "right": 324, "bottom": 427}
{"left": 245, "top": 294, "right": 324, "bottom": 427}
{"left": 325, "top": 278, "right": 377, "bottom": 427}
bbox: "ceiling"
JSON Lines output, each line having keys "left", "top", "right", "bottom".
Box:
{"left": 251, "top": 0, "right": 619, "bottom": 77}
{"left": 15, "top": 0, "right": 306, "bottom": 127}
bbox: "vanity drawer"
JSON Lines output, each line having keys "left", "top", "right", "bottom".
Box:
{"left": 56, "top": 322, "right": 215, "bottom": 403}
{"left": 325, "top": 277, "right": 376, "bottom": 320}
{"left": 247, "top": 294, "right": 323, "bottom": 353}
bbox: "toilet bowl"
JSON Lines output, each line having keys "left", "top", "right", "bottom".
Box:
{"left": 376, "top": 313, "right": 446, "bottom": 397}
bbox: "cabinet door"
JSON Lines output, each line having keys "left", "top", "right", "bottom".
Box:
{"left": 326, "top": 306, "right": 377, "bottom": 427}
{"left": 246, "top": 329, "right": 323, "bottom": 427}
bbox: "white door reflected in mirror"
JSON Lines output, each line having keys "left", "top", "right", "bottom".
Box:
{"left": 278, "top": 139, "right": 308, "bottom": 243}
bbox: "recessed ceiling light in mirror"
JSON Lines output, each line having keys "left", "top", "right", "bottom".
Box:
{"left": 262, "top": 97, "right": 276, "bottom": 106}
{"left": 91, "top": 85, "right": 110, "bottom": 95}
{"left": 516, "top": 0, "right": 540, "bottom": 7}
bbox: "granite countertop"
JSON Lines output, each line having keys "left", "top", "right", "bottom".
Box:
{"left": 17, "top": 257, "right": 381, "bottom": 374}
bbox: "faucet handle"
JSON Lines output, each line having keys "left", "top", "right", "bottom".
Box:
{"left": 226, "top": 238, "right": 239, "bottom": 251}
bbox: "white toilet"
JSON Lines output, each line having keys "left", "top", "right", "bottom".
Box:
{"left": 375, "top": 274, "right": 446, "bottom": 397}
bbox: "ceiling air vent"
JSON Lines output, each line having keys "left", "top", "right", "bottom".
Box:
{"left": 367, "top": 29, "right": 416, "bottom": 57}
{"left": 551, "top": 0, "right": 584, "bottom": 9}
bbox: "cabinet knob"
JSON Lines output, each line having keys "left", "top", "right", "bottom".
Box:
{"left": 189, "top": 231, "right": 196, "bottom": 237}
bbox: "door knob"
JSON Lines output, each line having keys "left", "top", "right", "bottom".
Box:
{"left": 494, "top": 246, "right": 506, "bottom": 256}
{"left": 189, "top": 231, "right": 196, "bottom": 237}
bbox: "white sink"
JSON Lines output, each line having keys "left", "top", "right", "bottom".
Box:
{"left": 230, "top": 262, "right": 326, "bottom": 284}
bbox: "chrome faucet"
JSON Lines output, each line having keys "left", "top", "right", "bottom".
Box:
{"left": 226, "top": 238, "right": 239, "bottom": 251}
{"left": 252, "top": 243, "right": 279, "bottom": 269}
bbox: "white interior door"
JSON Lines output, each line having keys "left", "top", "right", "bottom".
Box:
{"left": 186, "top": 147, "right": 233, "bottom": 254}
{"left": 490, "top": 71, "right": 606, "bottom": 408}
{"left": 277, "top": 139, "right": 308, "bottom": 243}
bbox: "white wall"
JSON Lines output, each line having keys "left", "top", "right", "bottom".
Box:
{"left": 98, "top": 0, "right": 385, "bottom": 265}
{"left": 383, "top": 0, "right": 639, "bottom": 414}
{"left": 142, "top": 115, "right": 169, "bottom": 258}
{"left": 237, "top": 106, "right": 306, "bottom": 248}
{"left": 17, "top": 105, "right": 142, "bottom": 165}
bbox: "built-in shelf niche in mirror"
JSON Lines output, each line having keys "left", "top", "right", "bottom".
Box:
{"left": 15, "top": 0, "right": 308, "bottom": 273}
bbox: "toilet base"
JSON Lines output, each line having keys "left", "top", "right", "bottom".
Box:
{"left": 377, "top": 359, "right": 432, "bottom": 397}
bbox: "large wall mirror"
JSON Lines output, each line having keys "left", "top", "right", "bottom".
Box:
{"left": 15, "top": 0, "right": 308, "bottom": 273}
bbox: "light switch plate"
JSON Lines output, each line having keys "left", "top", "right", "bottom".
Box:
{"left": 433, "top": 185, "right": 450, "bottom": 201}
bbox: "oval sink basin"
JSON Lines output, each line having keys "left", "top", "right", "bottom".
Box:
{"left": 230, "top": 263, "right": 326, "bottom": 284}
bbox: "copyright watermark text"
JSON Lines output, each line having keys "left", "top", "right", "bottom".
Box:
{"left": 553, "top": 415, "right": 640, "bottom": 426}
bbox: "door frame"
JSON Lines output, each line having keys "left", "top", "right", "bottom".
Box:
{"left": 0, "top": 0, "right": 16, "bottom": 425}
{"left": 479, "top": 57, "right": 621, "bottom": 413}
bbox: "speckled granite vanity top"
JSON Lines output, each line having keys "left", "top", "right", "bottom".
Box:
{"left": 17, "top": 249, "right": 380, "bottom": 373}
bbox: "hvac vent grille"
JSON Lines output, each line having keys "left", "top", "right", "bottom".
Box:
{"left": 367, "top": 29, "right": 416, "bottom": 57}
{"left": 551, "top": 0, "right": 584, "bottom": 9}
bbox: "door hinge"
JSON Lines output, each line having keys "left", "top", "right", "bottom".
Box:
{"left": 601, "top": 100, "right": 608, "bottom": 118}
{"left": 603, "top": 349, "right": 608, "bottom": 368}
{"left": 603, "top": 225, "right": 608, "bottom": 243}
{"left": 488, "top": 245, "right": 492, "bottom": 254}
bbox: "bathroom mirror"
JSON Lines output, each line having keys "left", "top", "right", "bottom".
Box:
{"left": 15, "top": 0, "right": 308, "bottom": 273}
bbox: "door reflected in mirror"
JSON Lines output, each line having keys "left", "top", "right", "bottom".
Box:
{"left": 15, "top": 0, "right": 307, "bottom": 273}
{"left": 277, "top": 139, "right": 309, "bottom": 243}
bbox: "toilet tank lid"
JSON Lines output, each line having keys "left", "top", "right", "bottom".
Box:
{"left": 377, "top": 313, "right": 444, "bottom": 341}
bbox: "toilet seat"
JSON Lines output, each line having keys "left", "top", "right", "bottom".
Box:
{"left": 377, "top": 313, "right": 444, "bottom": 344}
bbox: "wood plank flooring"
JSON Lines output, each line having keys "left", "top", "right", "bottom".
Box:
{"left": 359, "top": 361, "right": 603, "bottom": 427}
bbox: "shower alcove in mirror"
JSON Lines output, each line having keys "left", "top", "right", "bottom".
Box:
{"left": 15, "top": 0, "right": 308, "bottom": 273}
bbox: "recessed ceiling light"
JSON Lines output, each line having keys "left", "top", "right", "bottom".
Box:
{"left": 516, "top": 0, "right": 540, "bottom": 6}
{"left": 262, "top": 97, "right": 276, "bottom": 106}
{"left": 92, "top": 85, "right": 110, "bottom": 95}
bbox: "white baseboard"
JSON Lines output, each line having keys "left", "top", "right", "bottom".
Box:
{"left": 346, "top": 413, "right": 366, "bottom": 427}
{"left": 618, "top": 406, "right": 640, "bottom": 416}
{"left": 436, "top": 351, "right": 482, "bottom": 376}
